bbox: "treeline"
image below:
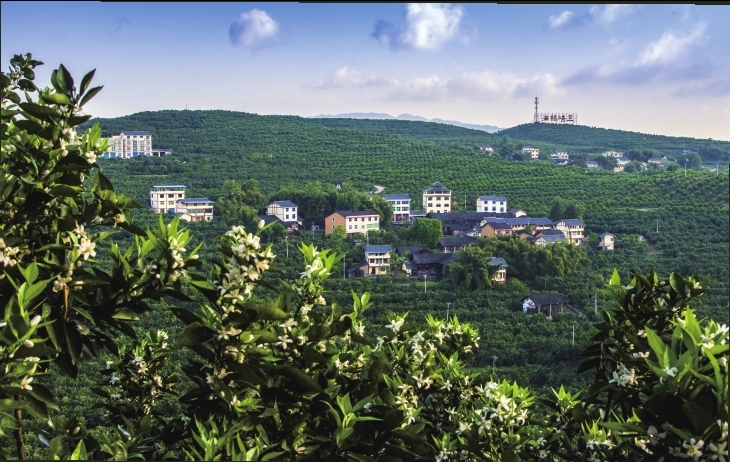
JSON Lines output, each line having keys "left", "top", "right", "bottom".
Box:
{"left": 498, "top": 123, "right": 730, "bottom": 159}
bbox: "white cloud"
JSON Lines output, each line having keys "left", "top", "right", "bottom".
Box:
{"left": 548, "top": 5, "right": 633, "bottom": 30}
{"left": 386, "top": 70, "right": 563, "bottom": 101}
{"left": 372, "top": 3, "right": 464, "bottom": 51}
{"left": 548, "top": 11, "right": 574, "bottom": 29}
{"left": 562, "top": 22, "right": 713, "bottom": 95}
{"left": 229, "top": 9, "right": 280, "bottom": 49}
{"left": 637, "top": 22, "right": 707, "bottom": 66}
{"left": 589, "top": 4, "right": 633, "bottom": 25}
{"left": 313, "top": 66, "right": 393, "bottom": 89}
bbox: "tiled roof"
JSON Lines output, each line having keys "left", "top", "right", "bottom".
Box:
{"left": 525, "top": 293, "right": 564, "bottom": 305}
{"left": 484, "top": 217, "right": 553, "bottom": 227}
{"left": 153, "top": 184, "right": 186, "bottom": 188}
{"left": 271, "top": 200, "right": 297, "bottom": 208}
{"left": 557, "top": 219, "right": 585, "bottom": 227}
{"left": 333, "top": 210, "right": 379, "bottom": 217}
{"left": 478, "top": 196, "right": 507, "bottom": 202}
{"left": 413, "top": 253, "right": 453, "bottom": 265}
{"left": 397, "top": 246, "right": 427, "bottom": 255}
{"left": 364, "top": 245, "right": 392, "bottom": 254}
{"left": 487, "top": 222, "right": 512, "bottom": 230}
{"left": 439, "top": 236, "right": 477, "bottom": 247}
{"left": 178, "top": 198, "right": 214, "bottom": 204}
{"left": 383, "top": 194, "right": 411, "bottom": 201}
{"left": 488, "top": 257, "right": 508, "bottom": 267}
{"left": 424, "top": 182, "right": 450, "bottom": 194}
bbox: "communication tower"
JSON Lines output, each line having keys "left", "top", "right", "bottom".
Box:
{"left": 533, "top": 96, "right": 539, "bottom": 123}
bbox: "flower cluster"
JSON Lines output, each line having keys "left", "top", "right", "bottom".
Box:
{"left": 215, "top": 225, "right": 274, "bottom": 319}
{"left": 101, "top": 331, "right": 175, "bottom": 416}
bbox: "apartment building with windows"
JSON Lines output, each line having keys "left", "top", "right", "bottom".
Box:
{"left": 104, "top": 131, "right": 152, "bottom": 158}
{"left": 382, "top": 194, "right": 411, "bottom": 222}
{"left": 325, "top": 211, "right": 380, "bottom": 236}
{"left": 150, "top": 185, "right": 186, "bottom": 214}
{"left": 476, "top": 195, "right": 507, "bottom": 213}
{"left": 364, "top": 245, "right": 392, "bottom": 276}
{"left": 266, "top": 201, "right": 299, "bottom": 222}
{"left": 522, "top": 146, "right": 540, "bottom": 159}
{"left": 553, "top": 219, "right": 586, "bottom": 244}
{"left": 176, "top": 198, "right": 214, "bottom": 222}
{"left": 423, "top": 182, "right": 451, "bottom": 214}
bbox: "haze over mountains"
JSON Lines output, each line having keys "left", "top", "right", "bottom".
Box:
{"left": 311, "top": 112, "right": 503, "bottom": 133}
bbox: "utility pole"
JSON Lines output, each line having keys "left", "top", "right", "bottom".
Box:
{"left": 492, "top": 355, "right": 498, "bottom": 376}
{"left": 285, "top": 235, "right": 289, "bottom": 258}
{"left": 594, "top": 291, "right": 598, "bottom": 315}
{"left": 423, "top": 275, "right": 428, "bottom": 293}
{"left": 572, "top": 325, "right": 575, "bottom": 347}
{"left": 446, "top": 302, "right": 451, "bottom": 320}
{"left": 656, "top": 218, "right": 659, "bottom": 234}
{"left": 685, "top": 159, "right": 688, "bottom": 177}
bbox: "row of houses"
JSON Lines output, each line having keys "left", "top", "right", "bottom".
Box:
{"left": 345, "top": 244, "right": 508, "bottom": 285}
{"left": 148, "top": 184, "right": 613, "bottom": 251}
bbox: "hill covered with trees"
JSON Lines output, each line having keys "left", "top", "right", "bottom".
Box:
{"left": 3, "top": 55, "right": 728, "bottom": 461}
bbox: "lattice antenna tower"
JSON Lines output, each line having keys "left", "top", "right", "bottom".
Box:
{"left": 533, "top": 96, "right": 539, "bottom": 123}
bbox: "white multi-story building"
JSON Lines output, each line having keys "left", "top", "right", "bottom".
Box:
{"left": 423, "top": 182, "right": 451, "bottom": 214}
{"left": 553, "top": 219, "right": 586, "bottom": 245}
{"left": 150, "top": 185, "right": 185, "bottom": 214}
{"left": 104, "top": 131, "right": 152, "bottom": 158}
{"left": 551, "top": 150, "right": 569, "bottom": 160}
{"left": 476, "top": 195, "right": 507, "bottom": 213}
{"left": 522, "top": 146, "right": 540, "bottom": 159}
{"left": 176, "top": 198, "right": 214, "bottom": 222}
{"left": 383, "top": 194, "right": 411, "bottom": 222}
{"left": 266, "top": 201, "right": 299, "bottom": 222}
{"left": 364, "top": 245, "right": 392, "bottom": 276}
{"left": 602, "top": 150, "right": 624, "bottom": 158}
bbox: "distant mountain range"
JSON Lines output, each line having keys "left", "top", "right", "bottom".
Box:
{"left": 311, "top": 112, "right": 503, "bottom": 133}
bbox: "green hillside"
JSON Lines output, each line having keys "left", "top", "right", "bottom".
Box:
{"left": 83, "top": 110, "right": 728, "bottom": 323}
{"left": 498, "top": 123, "right": 730, "bottom": 158}
{"left": 302, "top": 117, "right": 497, "bottom": 147}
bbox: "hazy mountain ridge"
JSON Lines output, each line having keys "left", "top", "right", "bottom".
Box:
{"left": 311, "top": 112, "right": 503, "bottom": 133}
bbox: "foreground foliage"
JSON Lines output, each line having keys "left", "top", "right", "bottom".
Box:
{"left": 1, "top": 56, "right": 727, "bottom": 460}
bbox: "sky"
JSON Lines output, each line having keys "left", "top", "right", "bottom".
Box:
{"left": 2, "top": 3, "right": 729, "bottom": 140}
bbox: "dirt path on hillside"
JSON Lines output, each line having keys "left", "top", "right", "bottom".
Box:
{"left": 374, "top": 185, "right": 385, "bottom": 193}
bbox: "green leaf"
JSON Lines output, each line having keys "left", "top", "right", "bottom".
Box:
{"left": 645, "top": 328, "right": 666, "bottom": 360}
{"left": 49, "top": 184, "right": 82, "bottom": 197}
{"left": 79, "top": 69, "right": 96, "bottom": 96}
{"left": 55, "top": 64, "right": 74, "bottom": 94}
{"left": 246, "top": 302, "right": 288, "bottom": 320}
{"left": 19, "top": 102, "right": 58, "bottom": 120}
{"left": 170, "top": 307, "right": 203, "bottom": 326}
{"left": 28, "top": 384, "right": 59, "bottom": 411}
{"left": 50, "top": 436, "right": 70, "bottom": 458}
{"left": 177, "top": 322, "right": 215, "bottom": 346}
{"left": 41, "top": 93, "right": 71, "bottom": 105}
{"left": 79, "top": 86, "right": 103, "bottom": 108}
{"left": 278, "top": 367, "right": 323, "bottom": 393}
{"left": 70, "top": 439, "right": 87, "bottom": 460}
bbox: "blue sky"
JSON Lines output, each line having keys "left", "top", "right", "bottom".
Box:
{"left": 2, "top": 3, "right": 729, "bottom": 140}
